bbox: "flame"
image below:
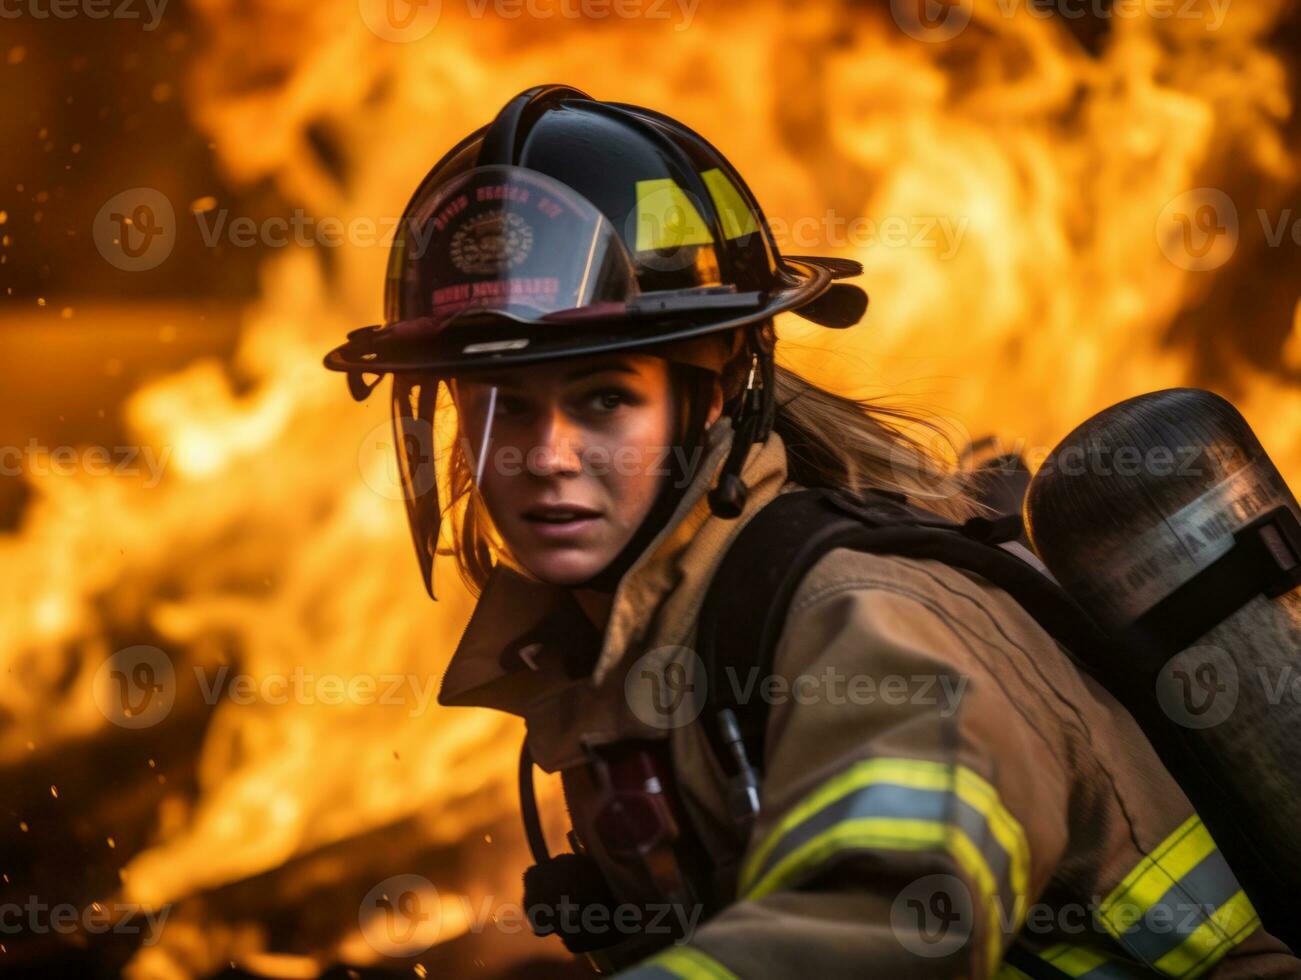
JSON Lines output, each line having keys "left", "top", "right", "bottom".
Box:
{"left": 3, "top": 1, "right": 1299, "bottom": 976}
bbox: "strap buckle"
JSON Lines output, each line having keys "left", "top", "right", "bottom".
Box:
{"left": 1240, "top": 505, "right": 1301, "bottom": 598}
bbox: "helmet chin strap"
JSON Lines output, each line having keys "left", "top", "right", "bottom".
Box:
{"left": 707, "top": 337, "right": 777, "bottom": 519}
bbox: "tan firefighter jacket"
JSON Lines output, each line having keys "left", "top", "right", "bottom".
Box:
{"left": 438, "top": 415, "right": 1299, "bottom": 979}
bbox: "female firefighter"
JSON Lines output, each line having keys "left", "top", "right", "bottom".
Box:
{"left": 324, "top": 86, "right": 1297, "bottom": 978}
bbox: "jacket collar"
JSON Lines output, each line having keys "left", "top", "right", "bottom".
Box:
{"left": 438, "top": 415, "right": 791, "bottom": 715}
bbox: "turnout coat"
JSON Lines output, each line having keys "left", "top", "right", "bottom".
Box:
{"left": 439, "top": 416, "right": 1297, "bottom": 979}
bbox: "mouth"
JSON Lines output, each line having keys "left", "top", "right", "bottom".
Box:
{"left": 521, "top": 504, "right": 603, "bottom": 539}
{"left": 523, "top": 503, "right": 601, "bottom": 522}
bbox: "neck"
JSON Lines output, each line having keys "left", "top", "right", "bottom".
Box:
{"left": 571, "top": 587, "right": 615, "bottom": 632}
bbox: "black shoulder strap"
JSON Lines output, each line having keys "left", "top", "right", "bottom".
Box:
{"left": 695, "top": 487, "right": 1116, "bottom": 776}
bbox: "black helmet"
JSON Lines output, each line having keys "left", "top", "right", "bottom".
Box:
{"left": 324, "top": 84, "right": 869, "bottom": 597}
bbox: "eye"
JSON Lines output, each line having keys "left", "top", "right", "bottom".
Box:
{"left": 493, "top": 394, "right": 529, "bottom": 417}
{"left": 589, "top": 387, "right": 630, "bottom": 412}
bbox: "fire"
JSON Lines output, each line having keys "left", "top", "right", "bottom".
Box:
{"left": 2, "top": 0, "right": 1298, "bottom": 976}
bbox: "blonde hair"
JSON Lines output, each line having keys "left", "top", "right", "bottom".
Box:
{"left": 439, "top": 339, "right": 989, "bottom": 597}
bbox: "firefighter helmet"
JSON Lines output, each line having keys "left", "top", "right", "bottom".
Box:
{"left": 323, "top": 84, "right": 869, "bottom": 597}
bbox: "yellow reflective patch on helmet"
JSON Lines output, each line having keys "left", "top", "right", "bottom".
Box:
{"left": 635, "top": 178, "right": 712, "bottom": 251}
{"left": 702, "top": 168, "right": 759, "bottom": 240}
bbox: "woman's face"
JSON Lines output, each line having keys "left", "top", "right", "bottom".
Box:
{"left": 451, "top": 352, "right": 717, "bottom": 587}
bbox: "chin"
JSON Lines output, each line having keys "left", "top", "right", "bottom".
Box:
{"left": 520, "top": 550, "right": 610, "bottom": 587}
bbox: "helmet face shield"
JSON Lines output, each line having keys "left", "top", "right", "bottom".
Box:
{"left": 390, "top": 371, "right": 508, "bottom": 599}
{"left": 383, "top": 165, "right": 641, "bottom": 354}
{"left": 390, "top": 375, "right": 443, "bottom": 597}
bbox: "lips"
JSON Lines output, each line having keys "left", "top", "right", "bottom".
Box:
{"left": 523, "top": 504, "right": 601, "bottom": 523}
{"left": 521, "top": 504, "right": 602, "bottom": 542}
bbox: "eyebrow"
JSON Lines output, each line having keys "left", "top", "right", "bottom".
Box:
{"left": 474, "top": 362, "right": 642, "bottom": 388}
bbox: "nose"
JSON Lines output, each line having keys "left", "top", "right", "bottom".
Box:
{"left": 529, "top": 404, "right": 585, "bottom": 477}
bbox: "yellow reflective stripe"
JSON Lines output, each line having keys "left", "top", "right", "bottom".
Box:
{"left": 747, "top": 817, "right": 1003, "bottom": 977}
{"left": 700, "top": 168, "right": 758, "bottom": 240}
{"left": 996, "top": 967, "right": 1035, "bottom": 980}
{"left": 741, "top": 757, "right": 951, "bottom": 892}
{"left": 643, "top": 945, "right": 738, "bottom": 980}
{"left": 948, "top": 826, "right": 1011, "bottom": 979}
{"left": 634, "top": 179, "right": 711, "bottom": 251}
{"left": 1151, "top": 890, "right": 1259, "bottom": 979}
{"left": 1100, "top": 815, "right": 1214, "bottom": 936}
{"left": 1100, "top": 815, "right": 1260, "bottom": 978}
{"left": 1042, "top": 942, "right": 1110, "bottom": 975}
{"left": 739, "top": 758, "right": 1031, "bottom": 978}
{"left": 956, "top": 766, "right": 1031, "bottom": 925}
{"left": 742, "top": 759, "right": 1029, "bottom": 913}
{"left": 1047, "top": 944, "right": 1108, "bottom": 973}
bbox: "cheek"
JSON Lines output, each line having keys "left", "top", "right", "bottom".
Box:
{"left": 596, "top": 401, "right": 677, "bottom": 521}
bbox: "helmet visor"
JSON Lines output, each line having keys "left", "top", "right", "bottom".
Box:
{"left": 387, "top": 165, "right": 639, "bottom": 342}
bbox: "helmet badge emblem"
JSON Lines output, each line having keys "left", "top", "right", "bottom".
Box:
{"left": 449, "top": 211, "right": 534, "bottom": 276}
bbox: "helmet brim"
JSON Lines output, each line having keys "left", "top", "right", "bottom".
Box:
{"left": 324, "top": 256, "right": 861, "bottom": 377}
